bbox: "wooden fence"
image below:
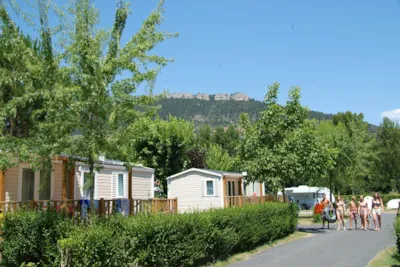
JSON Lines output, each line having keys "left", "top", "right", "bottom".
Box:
{"left": 224, "top": 195, "right": 276, "bottom": 208}
{"left": 0, "top": 198, "right": 178, "bottom": 218}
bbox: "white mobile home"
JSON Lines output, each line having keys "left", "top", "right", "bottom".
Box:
{"left": 285, "top": 186, "right": 335, "bottom": 209}
{"left": 167, "top": 168, "right": 264, "bottom": 213}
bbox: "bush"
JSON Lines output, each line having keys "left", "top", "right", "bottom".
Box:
{"left": 0, "top": 210, "right": 74, "bottom": 267}
{"left": 59, "top": 203, "right": 297, "bottom": 267}
{"left": 395, "top": 216, "right": 400, "bottom": 254}
{"left": 313, "top": 213, "right": 322, "bottom": 223}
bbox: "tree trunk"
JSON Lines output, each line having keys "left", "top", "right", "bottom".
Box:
{"left": 329, "top": 170, "right": 333, "bottom": 203}
{"left": 88, "top": 156, "right": 95, "bottom": 216}
{"left": 282, "top": 186, "right": 286, "bottom": 203}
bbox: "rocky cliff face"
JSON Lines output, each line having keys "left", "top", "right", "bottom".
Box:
{"left": 167, "top": 92, "right": 249, "bottom": 101}
{"left": 167, "top": 93, "right": 194, "bottom": 99}
{"left": 195, "top": 93, "right": 210, "bottom": 100}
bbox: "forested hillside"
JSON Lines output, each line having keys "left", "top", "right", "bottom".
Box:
{"left": 157, "top": 98, "right": 333, "bottom": 127}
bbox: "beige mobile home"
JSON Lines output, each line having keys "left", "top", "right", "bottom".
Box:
{"left": 0, "top": 156, "right": 154, "bottom": 202}
{"left": 167, "top": 168, "right": 265, "bottom": 213}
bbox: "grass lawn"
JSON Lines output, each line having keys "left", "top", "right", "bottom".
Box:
{"left": 298, "top": 216, "right": 318, "bottom": 225}
{"left": 367, "top": 246, "right": 400, "bottom": 267}
{"left": 205, "top": 231, "right": 312, "bottom": 267}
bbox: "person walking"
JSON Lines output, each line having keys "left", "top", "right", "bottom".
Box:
{"left": 336, "top": 196, "right": 346, "bottom": 230}
{"left": 358, "top": 196, "right": 368, "bottom": 231}
{"left": 372, "top": 192, "right": 384, "bottom": 231}
{"left": 348, "top": 196, "right": 358, "bottom": 230}
{"left": 320, "top": 193, "right": 332, "bottom": 229}
{"left": 366, "top": 196, "right": 372, "bottom": 230}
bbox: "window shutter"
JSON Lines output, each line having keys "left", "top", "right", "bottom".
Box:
{"left": 214, "top": 180, "right": 219, "bottom": 197}
{"left": 201, "top": 180, "right": 205, "bottom": 197}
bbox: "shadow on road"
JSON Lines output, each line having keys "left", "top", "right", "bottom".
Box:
{"left": 298, "top": 227, "right": 334, "bottom": 234}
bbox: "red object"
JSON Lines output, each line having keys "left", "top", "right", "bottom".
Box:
{"left": 314, "top": 203, "right": 323, "bottom": 214}
{"left": 253, "top": 192, "right": 257, "bottom": 196}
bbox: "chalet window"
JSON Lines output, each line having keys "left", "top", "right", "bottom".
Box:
{"left": 206, "top": 180, "right": 214, "bottom": 196}
{"left": 117, "top": 173, "right": 125, "bottom": 197}
{"left": 39, "top": 170, "right": 51, "bottom": 200}
{"left": 21, "top": 169, "right": 35, "bottom": 201}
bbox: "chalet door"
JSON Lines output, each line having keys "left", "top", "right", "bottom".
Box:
{"left": 227, "top": 180, "right": 239, "bottom": 196}
{"left": 21, "top": 169, "right": 35, "bottom": 201}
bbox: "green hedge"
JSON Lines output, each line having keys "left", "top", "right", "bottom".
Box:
{"left": 59, "top": 203, "right": 297, "bottom": 266}
{"left": 0, "top": 210, "right": 74, "bottom": 266}
{"left": 1, "top": 203, "right": 297, "bottom": 267}
{"left": 395, "top": 216, "right": 400, "bottom": 254}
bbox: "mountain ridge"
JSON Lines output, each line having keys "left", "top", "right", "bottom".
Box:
{"left": 157, "top": 97, "right": 334, "bottom": 128}
{"left": 167, "top": 92, "right": 250, "bottom": 101}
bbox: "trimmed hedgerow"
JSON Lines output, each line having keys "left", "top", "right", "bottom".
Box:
{"left": 395, "top": 215, "right": 400, "bottom": 254}
{"left": 59, "top": 203, "right": 297, "bottom": 267}
{"left": 0, "top": 210, "right": 75, "bottom": 267}
{"left": 0, "top": 203, "right": 297, "bottom": 267}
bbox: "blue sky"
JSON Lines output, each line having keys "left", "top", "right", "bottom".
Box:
{"left": 17, "top": 0, "right": 400, "bottom": 124}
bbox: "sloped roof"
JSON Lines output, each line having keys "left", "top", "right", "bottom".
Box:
{"left": 285, "top": 186, "right": 330, "bottom": 194}
{"left": 58, "top": 154, "right": 154, "bottom": 171}
{"left": 167, "top": 168, "right": 245, "bottom": 180}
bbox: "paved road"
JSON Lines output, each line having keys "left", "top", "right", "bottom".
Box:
{"left": 229, "top": 213, "right": 396, "bottom": 267}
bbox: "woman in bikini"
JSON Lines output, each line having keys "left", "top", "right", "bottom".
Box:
{"left": 348, "top": 196, "right": 358, "bottom": 230}
{"left": 358, "top": 195, "right": 368, "bottom": 231}
{"left": 336, "top": 196, "right": 346, "bottom": 230}
{"left": 372, "top": 192, "right": 384, "bottom": 231}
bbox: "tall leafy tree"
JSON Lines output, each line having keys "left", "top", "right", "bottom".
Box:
{"left": 326, "top": 112, "right": 375, "bottom": 194}
{"left": 125, "top": 116, "right": 194, "bottom": 195}
{"left": 373, "top": 118, "right": 400, "bottom": 192}
{"left": 238, "top": 83, "right": 331, "bottom": 199}
{"left": 211, "top": 125, "right": 240, "bottom": 156}
{"left": 205, "top": 144, "right": 238, "bottom": 172}
{"left": 38, "top": 0, "right": 176, "bottom": 204}
{"left": 0, "top": 1, "right": 57, "bottom": 174}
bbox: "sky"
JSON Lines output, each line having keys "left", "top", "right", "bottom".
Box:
{"left": 16, "top": 0, "right": 400, "bottom": 124}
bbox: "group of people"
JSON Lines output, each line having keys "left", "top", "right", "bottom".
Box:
{"left": 320, "top": 192, "right": 384, "bottom": 231}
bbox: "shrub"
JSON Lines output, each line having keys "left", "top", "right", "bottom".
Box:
{"left": 59, "top": 203, "right": 297, "bottom": 267}
{"left": 395, "top": 216, "right": 400, "bottom": 254}
{"left": 313, "top": 213, "right": 322, "bottom": 223}
{"left": 0, "top": 210, "right": 74, "bottom": 267}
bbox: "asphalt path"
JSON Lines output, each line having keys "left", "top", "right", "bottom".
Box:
{"left": 229, "top": 213, "right": 396, "bottom": 267}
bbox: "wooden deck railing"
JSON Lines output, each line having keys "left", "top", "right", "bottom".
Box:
{"left": 224, "top": 195, "right": 276, "bottom": 208}
{"left": 0, "top": 198, "right": 178, "bottom": 218}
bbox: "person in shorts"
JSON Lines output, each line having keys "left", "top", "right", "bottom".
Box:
{"left": 320, "top": 193, "right": 332, "bottom": 229}
{"left": 348, "top": 196, "right": 358, "bottom": 230}
{"left": 372, "top": 192, "right": 384, "bottom": 231}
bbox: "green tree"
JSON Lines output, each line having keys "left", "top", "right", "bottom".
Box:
{"left": 35, "top": 0, "right": 176, "bottom": 205}
{"left": 315, "top": 121, "right": 351, "bottom": 195}
{"left": 373, "top": 118, "right": 400, "bottom": 193}
{"left": 205, "top": 144, "right": 238, "bottom": 172}
{"left": 238, "top": 83, "right": 331, "bottom": 199}
{"left": 211, "top": 125, "right": 240, "bottom": 156}
{"left": 197, "top": 124, "right": 212, "bottom": 146}
{"left": 127, "top": 116, "right": 194, "bottom": 195}
{"left": 321, "top": 112, "right": 375, "bottom": 194}
{"left": 0, "top": 1, "right": 57, "bottom": 174}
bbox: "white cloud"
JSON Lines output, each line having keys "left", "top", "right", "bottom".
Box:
{"left": 381, "top": 109, "right": 400, "bottom": 121}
